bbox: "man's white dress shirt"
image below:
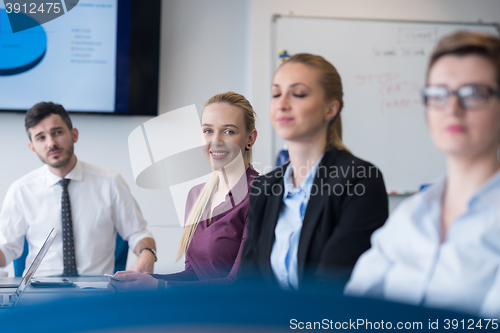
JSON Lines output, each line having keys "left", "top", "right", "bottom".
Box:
{"left": 345, "top": 170, "right": 500, "bottom": 319}
{"left": 0, "top": 160, "right": 153, "bottom": 276}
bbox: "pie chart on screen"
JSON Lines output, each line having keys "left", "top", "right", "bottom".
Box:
{"left": 0, "top": 9, "right": 47, "bottom": 76}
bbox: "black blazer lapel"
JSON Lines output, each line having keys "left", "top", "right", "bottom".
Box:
{"left": 259, "top": 177, "right": 284, "bottom": 281}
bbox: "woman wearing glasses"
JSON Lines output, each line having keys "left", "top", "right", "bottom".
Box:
{"left": 345, "top": 31, "right": 500, "bottom": 318}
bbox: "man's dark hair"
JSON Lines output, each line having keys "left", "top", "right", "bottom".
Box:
{"left": 25, "top": 102, "right": 73, "bottom": 140}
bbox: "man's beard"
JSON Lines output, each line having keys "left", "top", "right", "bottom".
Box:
{"left": 39, "top": 145, "right": 75, "bottom": 169}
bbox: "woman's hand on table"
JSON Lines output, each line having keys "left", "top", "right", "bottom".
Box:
{"left": 107, "top": 270, "right": 163, "bottom": 292}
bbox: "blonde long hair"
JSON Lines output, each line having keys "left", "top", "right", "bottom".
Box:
{"left": 280, "top": 53, "right": 350, "bottom": 152}
{"left": 176, "top": 92, "right": 257, "bottom": 261}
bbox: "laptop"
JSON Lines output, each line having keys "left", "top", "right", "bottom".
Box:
{"left": 0, "top": 228, "right": 57, "bottom": 307}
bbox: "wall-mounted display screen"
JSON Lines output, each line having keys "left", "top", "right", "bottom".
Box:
{"left": 0, "top": 0, "right": 160, "bottom": 115}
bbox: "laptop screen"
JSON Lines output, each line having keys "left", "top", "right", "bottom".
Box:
{"left": 11, "top": 228, "right": 57, "bottom": 303}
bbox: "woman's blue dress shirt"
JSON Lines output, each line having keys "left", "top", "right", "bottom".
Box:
{"left": 270, "top": 155, "right": 323, "bottom": 290}
{"left": 345, "top": 169, "right": 500, "bottom": 318}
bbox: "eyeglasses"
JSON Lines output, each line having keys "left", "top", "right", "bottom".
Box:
{"left": 421, "top": 84, "right": 500, "bottom": 110}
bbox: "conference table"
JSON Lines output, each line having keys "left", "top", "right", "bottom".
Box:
{"left": 0, "top": 277, "right": 484, "bottom": 332}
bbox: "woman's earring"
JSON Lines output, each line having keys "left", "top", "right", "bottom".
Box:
{"left": 245, "top": 144, "right": 251, "bottom": 151}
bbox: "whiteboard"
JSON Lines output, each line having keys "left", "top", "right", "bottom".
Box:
{"left": 272, "top": 16, "right": 499, "bottom": 193}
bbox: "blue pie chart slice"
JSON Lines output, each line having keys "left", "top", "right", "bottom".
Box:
{"left": 0, "top": 9, "right": 47, "bottom": 76}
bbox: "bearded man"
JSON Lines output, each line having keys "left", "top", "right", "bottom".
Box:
{"left": 0, "top": 102, "right": 156, "bottom": 277}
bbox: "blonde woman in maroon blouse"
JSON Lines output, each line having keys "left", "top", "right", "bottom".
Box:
{"left": 109, "top": 92, "right": 258, "bottom": 291}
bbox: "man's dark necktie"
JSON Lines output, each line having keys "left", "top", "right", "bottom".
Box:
{"left": 59, "top": 178, "right": 78, "bottom": 276}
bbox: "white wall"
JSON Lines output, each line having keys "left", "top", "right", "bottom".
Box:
{"left": 1, "top": 0, "right": 499, "bottom": 276}
{"left": 159, "top": 0, "right": 251, "bottom": 115}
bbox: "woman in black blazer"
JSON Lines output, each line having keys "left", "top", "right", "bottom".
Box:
{"left": 239, "top": 54, "right": 389, "bottom": 289}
